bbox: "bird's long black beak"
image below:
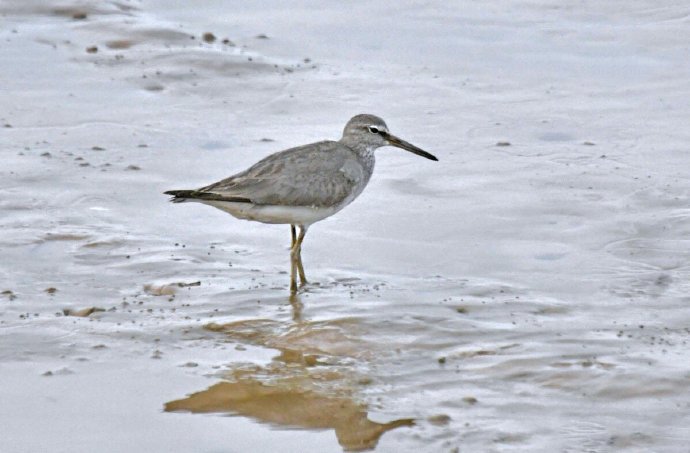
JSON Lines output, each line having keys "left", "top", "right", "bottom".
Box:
{"left": 382, "top": 132, "right": 438, "bottom": 161}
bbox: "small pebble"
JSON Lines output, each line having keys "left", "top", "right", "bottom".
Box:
{"left": 428, "top": 414, "right": 451, "bottom": 426}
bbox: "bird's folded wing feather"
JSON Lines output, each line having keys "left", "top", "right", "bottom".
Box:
{"left": 199, "top": 141, "right": 365, "bottom": 208}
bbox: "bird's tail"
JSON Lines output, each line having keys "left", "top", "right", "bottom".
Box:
{"left": 164, "top": 190, "right": 198, "bottom": 203}
{"left": 164, "top": 190, "right": 251, "bottom": 204}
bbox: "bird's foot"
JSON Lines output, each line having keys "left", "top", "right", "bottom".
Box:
{"left": 289, "top": 279, "right": 310, "bottom": 295}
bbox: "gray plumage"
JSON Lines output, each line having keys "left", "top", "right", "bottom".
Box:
{"left": 198, "top": 140, "right": 372, "bottom": 208}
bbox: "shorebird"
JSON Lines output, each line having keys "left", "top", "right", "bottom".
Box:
{"left": 165, "top": 114, "right": 437, "bottom": 293}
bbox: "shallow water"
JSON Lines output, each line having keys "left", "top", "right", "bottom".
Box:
{"left": 2, "top": 1, "right": 690, "bottom": 452}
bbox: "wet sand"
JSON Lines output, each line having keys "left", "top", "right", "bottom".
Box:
{"left": 2, "top": 1, "right": 690, "bottom": 452}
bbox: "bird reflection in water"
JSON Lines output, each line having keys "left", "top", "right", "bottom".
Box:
{"left": 165, "top": 377, "right": 413, "bottom": 451}
{"left": 165, "top": 298, "right": 414, "bottom": 451}
{"left": 289, "top": 292, "right": 304, "bottom": 322}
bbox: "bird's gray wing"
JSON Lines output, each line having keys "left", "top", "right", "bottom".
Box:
{"left": 199, "top": 141, "right": 366, "bottom": 208}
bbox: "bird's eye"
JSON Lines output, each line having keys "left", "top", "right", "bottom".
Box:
{"left": 368, "top": 126, "right": 379, "bottom": 134}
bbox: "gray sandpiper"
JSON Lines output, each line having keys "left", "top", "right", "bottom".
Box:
{"left": 165, "top": 114, "right": 437, "bottom": 293}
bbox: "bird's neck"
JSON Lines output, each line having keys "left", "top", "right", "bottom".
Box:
{"left": 338, "top": 137, "right": 376, "bottom": 175}
{"left": 343, "top": 141, "right": 376, "bottom": 170}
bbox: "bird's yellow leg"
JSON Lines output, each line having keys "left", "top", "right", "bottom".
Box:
{"left": 295, "top": 225, "right": 308, "bottom": 286}
{"left": 289, "top": 225, "right": 298, "bottom": 293}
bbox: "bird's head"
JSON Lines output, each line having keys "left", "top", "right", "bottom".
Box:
{"left": 341, "top": 114, "right": 438, "bottom": 161}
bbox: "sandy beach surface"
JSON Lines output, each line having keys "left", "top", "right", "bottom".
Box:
{"left": 2, "top": 1, "right": 690, "bottom": 452}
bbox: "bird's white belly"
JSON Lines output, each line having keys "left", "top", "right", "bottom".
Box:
{"left": 200, "top": 200, "right": 343, "bottom": 226}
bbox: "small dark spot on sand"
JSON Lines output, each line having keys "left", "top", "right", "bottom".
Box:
{"left": 91, "top": 146, "right": 105, "bottom": 151}
{"left": 583, "top": 141, "right": 596, "bottom": 146}
{"left": 260, "top": 137, "right": 274, "bottom": 142}
{"left": 222, "top": 38, "right": 234, "bottom": 46}
{"left": 462, "top": 396, "right": 478, "bottom": 405}
{"left": 105, "top": 40, "right": 134, "bottom": 50}
{"left": 496, "top": 141, "right": 511, "bottom": 147}
{"left": 255, "top": 33, "right": 269, "bottom": 39}
{"left": 125, "top": 164, "right": 141, "bottom": 171}
{"left": 428, "top": 414, "right": 451, "bottom": 426}
{"left": 45, "top": 287, "right": 57, "bottom": 295}
{"left": 4, "top": 123, "right": 11, "bottom": 128}
{"left": 143, "top": 84, "right": 164, "bottom": 92}
{"left": 455, "top": 306, "right": 468, "bottom": 314}
{"left": 202, "top": 32, "right": 216, "bottom": 43}
{"left": 72, "top": 12, "right": 87, "bottom": 20}
{"left": 438, "top": 356, "right": 446, "bottom": 364}
{"left": 52, "top": 7, "right": 84, "bottom": 18}
{"left": 41, "top": 152, "right": 52, "bottom": 158}
{"left": 177, "top": 281, "right": 201, "bottom": 288}
{"left": 49, "top": 367, "right": 74, "bottom": 376}
{"left": 137, "top": 144, "right": 148, "bottom": 148}
{"left": 86, "top": 46, "right": 98, "bottom": 53}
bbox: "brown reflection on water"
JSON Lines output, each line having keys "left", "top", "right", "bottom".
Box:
{"left": 165, "top": 377, "right": 414, "bottom": 451}
{"left": 165, "top": 300, "right": 413, "bottom": 451}
{"left": 204, "top": 316, "right": 372, "bottom": 359}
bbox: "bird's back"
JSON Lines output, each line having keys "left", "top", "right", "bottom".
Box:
{"left": 199, "top": 140, "right": 374, "bottom": 209}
